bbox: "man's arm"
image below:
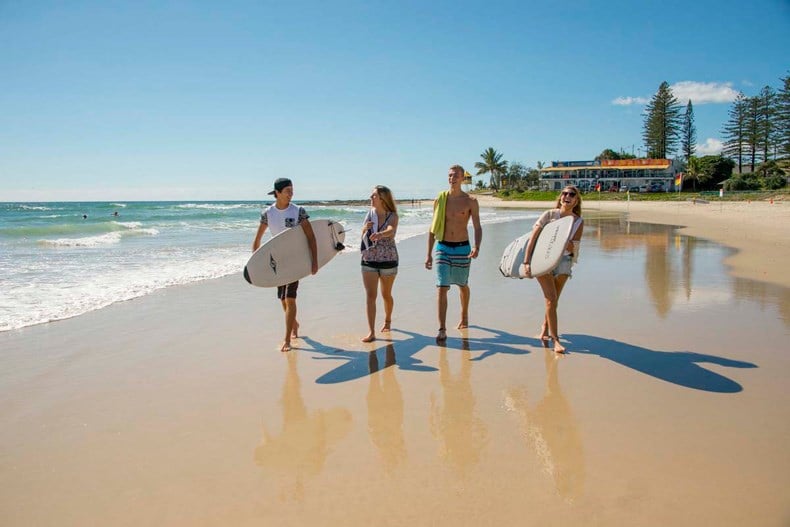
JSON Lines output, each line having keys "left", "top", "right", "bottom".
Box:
{"left": 300, "top": 219, "right": 319, "bottom": 275}
{"left": 252, "top": 222, "right": 268, "bottom": 252}
{"left": 469, "top": 198, "right": 482, "bottom": 259}
{"left": 425, "top": 199, "right": 438, "bottom": 269}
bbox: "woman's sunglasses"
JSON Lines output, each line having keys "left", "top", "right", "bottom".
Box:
{"left": 561, "top": 191, "right": 577, "bottom": 197}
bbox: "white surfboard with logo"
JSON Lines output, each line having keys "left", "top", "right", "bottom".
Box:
{"left": 499, "top": 215, "right": 574, "bottom": 278}
{"left": 244, "top": 219, "right": 346, "bottom": 287}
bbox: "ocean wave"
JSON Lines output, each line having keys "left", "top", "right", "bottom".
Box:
{"left": 40, "top": 232, "right": 123, "bottom": 247}
{"left": 114, "top": 221, "right": 142, "bottom": 229}
{"left": 0, "top": 249, "right": 247, "bottom": 332}
{"left": 112, "top": 221, "right": 159, "bottom": 236}
{"left": 37, "top": 225, "right": 158, "bottom": 247}
{"left": 310, "top": 205, "right": 368, "bottom": 215}
{"left": 18, "top": 204, "right": 52, "bottom": 211}
{"left": 177, "top": 203, "right": 257, "bottom": 211}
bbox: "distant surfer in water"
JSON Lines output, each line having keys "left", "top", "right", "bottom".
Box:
{"left": 520, "top": 185, "right": 584, "bottom": 353}
{"left": 425, "top": 165, "right": 482, "bottom": 343}
{"left": 360, "top": 185, "right": 399, "bottom": 343}
{"left": 252, "top": 178, "right": 318, "bottom": 352}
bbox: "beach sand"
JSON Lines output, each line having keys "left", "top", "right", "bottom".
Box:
{"left": 1, "top": 201, "right": 788, "bottom": 526}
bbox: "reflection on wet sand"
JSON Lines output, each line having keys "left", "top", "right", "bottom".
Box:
{"left": 733, "top": 276, "right": 790, "bottom": 326}
{"left": 588, "top": 217, "right": 788, "bottom": 325}
{"left": 367, "top": 344, "right": 406, "bottom": 472}
{"left": 430, "top": 339, "right": 488, "bottom": 477}
{"left": 504, "top": 349, "right": 584, "bottom": 503}
{"left": 254, "top": 352, "right": 352, "bottom": 502}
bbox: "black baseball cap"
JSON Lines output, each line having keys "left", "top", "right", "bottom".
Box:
{"left": 267, "top": 178, "right": 293, "bottom": 196}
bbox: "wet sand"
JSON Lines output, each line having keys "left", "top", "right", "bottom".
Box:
{"left": 1, "top": 207, "right": 788, "bottom": 526}
{"left": 476, "top": 195, "right": 790, "bottom": 288}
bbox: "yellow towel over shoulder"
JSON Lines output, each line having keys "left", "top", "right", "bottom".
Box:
{"left": 430, "top": 191, "right": 448, "bottom": 241}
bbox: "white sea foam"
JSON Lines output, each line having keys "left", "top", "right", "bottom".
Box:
{"left": 0, "top": 248, "right": 248, "bottom": 332}
{"left": 112, "top": 222, "right": 159, "bottom": 235}
{"left": 40, "top": 232, "right": 123, "bottom": 247}
{"left": 115, "top": 221, "right": 142, "bottom": 229}
{"left": 177, "top": 203, "right": 255, "bottom": 210}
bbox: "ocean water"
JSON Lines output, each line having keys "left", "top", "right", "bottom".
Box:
{"left": 0, "top": 201, "right": 538, "bottom": 332}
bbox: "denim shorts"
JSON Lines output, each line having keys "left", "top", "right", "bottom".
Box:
{"left": 361, "top": 262, "right": 398, "bottom": 277}
{"left": 553, "top": 255, "right": 573, "bottom": 278}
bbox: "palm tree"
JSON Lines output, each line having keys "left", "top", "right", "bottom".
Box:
{"left": 685, "top": 156, "right": 702, "bottom": 191}
{"left": 475, "top": 147, "right": 508, "bottom": 190}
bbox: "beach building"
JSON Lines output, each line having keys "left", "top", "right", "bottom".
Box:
{"left": 539, "top": 158, "right": 682, "bottom": 192}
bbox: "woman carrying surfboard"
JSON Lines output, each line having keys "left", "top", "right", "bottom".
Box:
{"left": 520, "top": 185, "right": 584, "bottom": 353}
{"left": 360, "top": 185, "right": 399, "bottom": 343}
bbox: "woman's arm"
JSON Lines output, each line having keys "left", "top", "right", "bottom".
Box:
{"left": 371, "top": 214, "right": 398, "bottom": 241}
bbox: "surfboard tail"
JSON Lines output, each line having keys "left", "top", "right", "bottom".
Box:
{"left": 243, "top": 266, "right": 252, "bottom": 284}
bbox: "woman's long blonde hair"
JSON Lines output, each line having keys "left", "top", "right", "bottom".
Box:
{"left": 554, "top": 185, "right": 582, "bottom": 216}
{"left": 375, "top": 185, "right": 398, "bottom": 214}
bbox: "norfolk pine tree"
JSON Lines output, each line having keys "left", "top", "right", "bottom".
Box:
{"left": 722, "top": 92, "right": 748, "bottom": 173}
{"left": 681, "top": 100, "right": 696, "bottom": 163}
{"left": 777, "top": 74, "right": 790, "bottom": 158}
{"left": 642, "top": 81, "right": 682, "bottom": 158}
{"left": 757, "top": 85, "right": 777, "bottom": 163}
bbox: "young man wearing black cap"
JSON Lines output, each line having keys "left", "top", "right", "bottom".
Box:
{"left": 252, "top": 178, "right": 318, "bottom": 352}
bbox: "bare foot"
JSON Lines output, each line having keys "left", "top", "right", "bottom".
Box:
{"left": 457, "top": 319, "right": 468, "bottom": 329}
{"left": 280, "top": 341, "right": 292, "bottom": 352}
{"left": 552, "top": 336, "right": 565, "bottom": 354}
{"left": 291, "top": 321, "right": 300, "bottom": 339}
{"left": 380, "top": 320, "right": 391, "bottom": 332}
{"left": 361, "top": 333, "right": 376, "bottom": 343}
{"left": 436, "top": 328, "right": 447, "bottom": 343}
{"left": 539, "top": 322, "right": 550, "bottom": 341}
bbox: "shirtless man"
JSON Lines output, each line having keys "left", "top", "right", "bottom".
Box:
{"left": 425, "top": 165, "right": 482, "bottom": 342}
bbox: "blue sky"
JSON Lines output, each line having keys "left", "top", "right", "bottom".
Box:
{"left": 1, "top": 0, "right": 788, "bottom": 201}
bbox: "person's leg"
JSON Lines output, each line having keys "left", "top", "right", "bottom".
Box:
{"left": 361, "top": 270, "right": 379, "bottom": 342}
{"left": 541, "top": 274, "right": 569, "bottom": 340}
{"left": 379, "top": 273, "right": 396, "bottom": 332}
{"left": 287, "top": 282, "right": 300, "bottom": 338}
{"left": 555, "top": 274, "right": 570, "bottom": 298}
{"left": 457, "top": 284, "right": 470, "bottom": 329}
{"left": 281, "top": 297, "right": 298, "bottom": 352}
{"left": 536, "top": 274, "right": 564, "bottom": 353}
{"left": 437, "top": 286, "right": 449, "bottom": 342}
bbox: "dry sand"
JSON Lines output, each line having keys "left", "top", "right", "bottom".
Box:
{"left": 1, "top": 200, "right": 788, "bottom": 526}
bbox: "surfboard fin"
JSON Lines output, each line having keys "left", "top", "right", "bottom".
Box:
{"left": 329, "top": 222, "right": 346, "bottom": 251}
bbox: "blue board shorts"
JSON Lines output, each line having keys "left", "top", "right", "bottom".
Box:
{"left": 435, "top": 240, "right": 471, "bottom": 287}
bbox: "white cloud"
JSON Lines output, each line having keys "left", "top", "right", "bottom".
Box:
{"left": 613, "top": 81, "right": 740, "bottom": 107}
{"left": 612, "top": 96, "right": 649, "bottom": 105}
{"left": 670, "top": 81, "right": 740, "bottom": 104}
{"left": 696, "top": 138, "right": 724, "bottom": 155}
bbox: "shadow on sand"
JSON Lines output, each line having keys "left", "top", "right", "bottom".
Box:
{"left": 564, "top": 333, "right": 757, "bottom": 393}
{"left": 300, "top": 326, "right": 540, "bottom": 384}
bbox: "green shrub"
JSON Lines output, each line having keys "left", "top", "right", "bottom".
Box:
{"left": 763, "top": 174, "right": 787, "bottom": 190}
{"left": 724, "top": 173, "right": 762, "bottom": 191}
